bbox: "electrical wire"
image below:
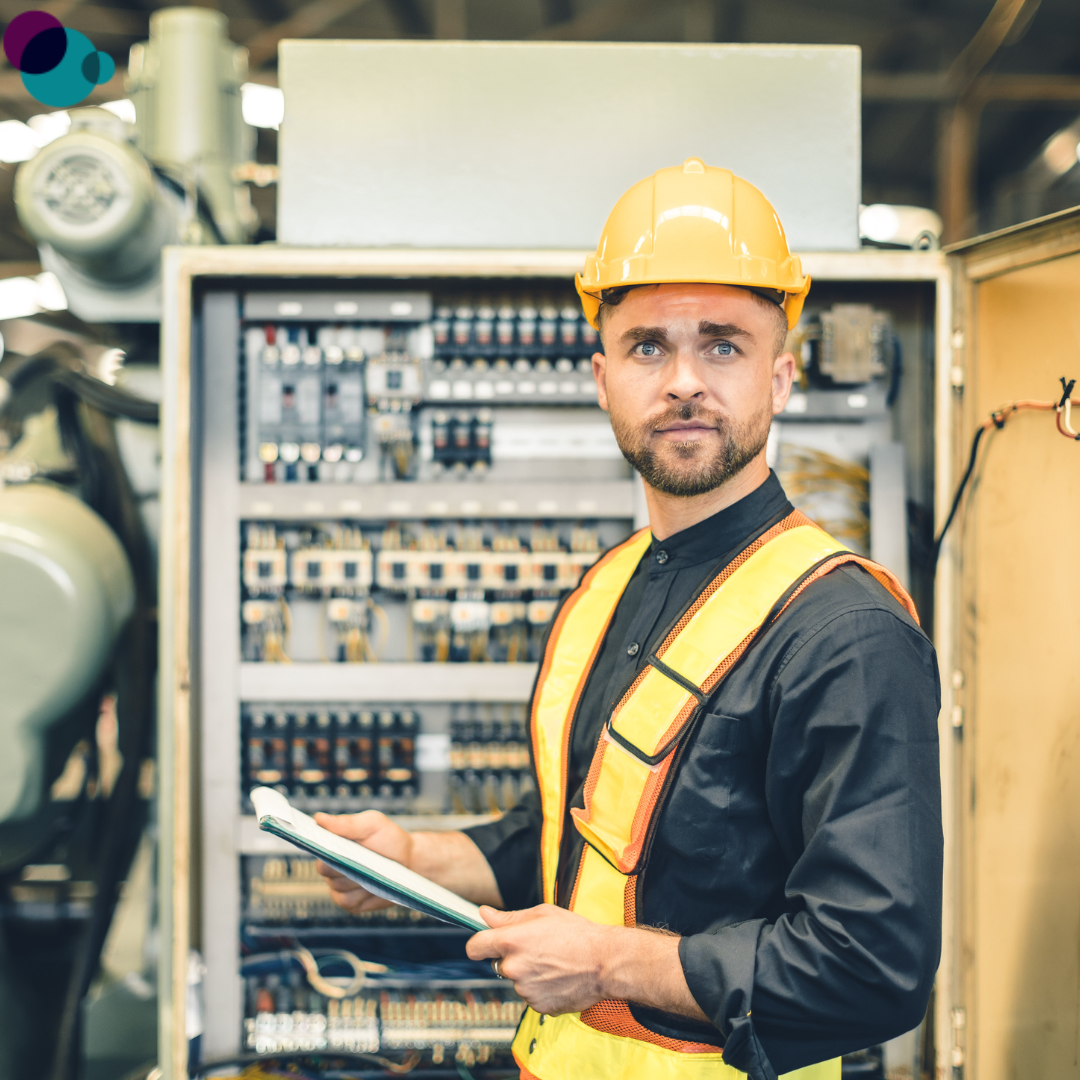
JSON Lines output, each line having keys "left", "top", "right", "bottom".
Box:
{"left": 240, "top": 945, "right": 388, "bottom": 998}
{"left": 151, "top": 164, "right": 227, "bottom": 246}
{"left": 369, "top": 600, "right": 390, "bottom": 660}
{"left": 932, "top": 378, "right": 1080, "bottom": 566}
{"left": 0, "top": 349, "right": 159, "bottom": 424}
{"left": 45, "top": 356, "right": 158, "bottom": 1080}
{"left": 192, "top": 1051, "right": 423, "bottom": 1079}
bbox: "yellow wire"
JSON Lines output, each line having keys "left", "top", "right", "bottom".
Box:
{"left": 369, "top": 600, "right": 390, "bottom": 660}
{"left": 318, "top": 598, "right": 330, "bottom": 663}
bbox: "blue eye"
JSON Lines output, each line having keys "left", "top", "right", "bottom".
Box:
{"left": 715, "top": 341, "right": 735, "bottom": 356}
{"left": 639, "top": 342, "right": 660, "bottom": 356}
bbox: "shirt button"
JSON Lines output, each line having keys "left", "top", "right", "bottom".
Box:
{"left": 539, "top": 1015, "right": 546, "bottom": 1025}
{"left": 530, "top": 1038, "right": 537, "bottom": 1053}
{"left": 626, "top": 642, "right": 639, "bottom": 657}
{"left": 656, "top": 549, "right": 669, "bottom": 565}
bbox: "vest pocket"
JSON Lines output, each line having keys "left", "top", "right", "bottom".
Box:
{"left": 665, "top": 712, "right": 743, "bottom": 859}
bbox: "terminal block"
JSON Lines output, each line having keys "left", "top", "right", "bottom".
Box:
{"left": 242, "top": 984, "right": 524, "bottom": 1065}
{"left": 243, "top": 708, "right": 419, "bottom": 810}
{"left": 447, "top": 707, "right": 532, "bottom": 815}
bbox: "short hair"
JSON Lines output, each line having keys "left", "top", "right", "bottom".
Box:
{"left": 597, "top": 283, "right": 789, "bottom": 356}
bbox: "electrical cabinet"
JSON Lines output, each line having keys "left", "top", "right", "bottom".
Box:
{"left": 160, "top": 246, "right": 958, "bottom": 1079}
{"left": 939, "top": 210, "right": 1080, "bottom": 1080}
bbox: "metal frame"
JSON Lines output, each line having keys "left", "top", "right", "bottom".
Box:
{"left": 941, "top": 208, "right": 1080, "bottom": 1080}
{"left": 159, "top": 244, "right": 954, "bottom": 1079}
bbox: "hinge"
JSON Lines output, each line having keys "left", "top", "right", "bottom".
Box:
{"left": 950, "top": 330, "right": 965, "bottom": 390}
{"left": 951, "top": 1007, "right": 967, "bottom": 1072}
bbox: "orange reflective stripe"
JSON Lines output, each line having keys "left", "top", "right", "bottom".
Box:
{"left": 531, "top": 528, "right": 651, "bottom": 903}
{"left": 572, "top": 515, "right": 859, "bottom": 872}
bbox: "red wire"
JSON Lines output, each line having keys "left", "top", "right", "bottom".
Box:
{"left": 979, "top": 398, "right": 1080, "bottom": 441}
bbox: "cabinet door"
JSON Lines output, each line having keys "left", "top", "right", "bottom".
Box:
{"left": 949, "top": 213, "right": 1080, "bottom": 1080}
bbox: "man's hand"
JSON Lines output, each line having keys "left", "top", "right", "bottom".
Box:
{"left": 314, "top": 810, "right": 413, "bottom": 914}
{"left": 467, "top": 904, "right": 613, "bottom": 1015}
{"left": 313, "top": 813, "right": 505, "bottom": 913}
{"left": 467, "top": 904, "right": 710, "bottom": 1023}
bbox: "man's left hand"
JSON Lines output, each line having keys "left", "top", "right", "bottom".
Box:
{"left": 467, "top": 904, "right": 615, "bottom": 1015}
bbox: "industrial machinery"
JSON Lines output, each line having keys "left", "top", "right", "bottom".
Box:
{"left": 0, "top": 484, "right": 133, "bottom": 824}
{"left": 157, "top": 243, "right": 947, "bottom": 1078}
{"left": 0, "top": 339, "right": 160, "bottom": 1080}
{"left": 14, "top": 7, "right": 256, "bottom": 321}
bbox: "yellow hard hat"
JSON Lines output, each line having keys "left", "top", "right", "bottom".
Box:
{"left": 576, "top": 157, "right": 811, "bottom": 331}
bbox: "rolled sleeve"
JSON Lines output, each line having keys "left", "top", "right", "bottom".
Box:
{"left": 463, "top": 787, "right": 543, "bottom": 910}
{"left": 680, "top": 606, "right": 942, "bottom": 1077}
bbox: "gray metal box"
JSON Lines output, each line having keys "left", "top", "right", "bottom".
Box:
{"left": 278, "top": 41, "right": 860, "bottom": 252}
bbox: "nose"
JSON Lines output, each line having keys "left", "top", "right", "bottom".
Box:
{"left": 661, "top": 346, "right": 708, "bottom": 402}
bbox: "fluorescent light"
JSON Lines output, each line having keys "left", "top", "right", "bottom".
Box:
{"left": 859, "top": 204, "right": 943, "bottom": 248}
{"left": 1043, "top": 129, "right": 1080, "bottom": 176}
{"left": 242, "top": 82, "right": 284, "bottom": 130}
{"left": 0, "top": 272, "right": 68, "bottom": 321}
{"left": 0, "top": 120, "right": 44, "bottom": 164}
{"left": 859, "top": 204, "right": 900, "bottom": 243}
{"left": 100, "top": 99, "right": 137, "bottom": 124}
{"left": 27, "top": 111, "right": 71, "bottom": 146}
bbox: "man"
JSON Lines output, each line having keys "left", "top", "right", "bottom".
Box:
{"left": 317, "top": 159, "right": 942, "bottom": 1080}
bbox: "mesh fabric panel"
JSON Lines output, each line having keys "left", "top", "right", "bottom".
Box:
{"left": 580, "top": 999, "right": 721, "bottom": 1054}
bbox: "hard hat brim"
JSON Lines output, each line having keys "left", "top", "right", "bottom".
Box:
{"left": 576, "top": 274, "right": 811, "bottom": 332}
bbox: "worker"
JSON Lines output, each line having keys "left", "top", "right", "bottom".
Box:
{"left": 316, "top": 159, "right": 942, "bottom": 1080}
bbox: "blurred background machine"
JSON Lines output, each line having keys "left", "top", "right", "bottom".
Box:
{"left": 0, "top": 8, "right": 265, "bottom": 1080}
{"left": 13, "top": 8, "right": 256, "bottom": 321}
{"left": 0, "top": 338, "right": 159, "bottom": 1080}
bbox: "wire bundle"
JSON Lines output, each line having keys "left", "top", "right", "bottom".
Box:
{"left": 777, "top": 443, "right": 871, "bottom": 555}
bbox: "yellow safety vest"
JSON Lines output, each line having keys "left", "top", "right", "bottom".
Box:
{"left": 512, "top": 510, "right": 918, "bottom": 1080}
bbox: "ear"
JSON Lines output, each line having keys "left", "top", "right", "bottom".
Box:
{"left": 592, "top": 350, "right": 609, "bottom": 412}
{"left": 771, "top": 350, "right": 796, "bottom": 415}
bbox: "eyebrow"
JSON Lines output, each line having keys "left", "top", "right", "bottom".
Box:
{"left": 698, "top": 320, "right": 754, "bottom": 340}
{"left": 620, "top": 321, "right": 755, "bottom": 346}
{"left": 621, "top": 325, "right": 671, "bottom": 344}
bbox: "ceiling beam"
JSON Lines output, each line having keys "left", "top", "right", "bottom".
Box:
{"left": 244, "top": 0, "right": 379, "bottom": 68}
{"left": 383, "top": 0, "right": 430, "bottom": 36}
{"left": 945, "top": 0, "right": 1038, "bottom": 97}
{"left": 0, "top": 69, "right": 126, "bottom": 104}
{"left": 530, "top": 0, "right": 658, "bottom": 40}
{"left": 0, "top": 2, "right": 147, "bottom": 38}
{"left": 541, "top": 0, "right": 575, "bottom": 25}
{"left": 863, "top": 72, "right": 1080, "bottom": 105}
{"left": 433, "top": 0, "right": 467, "bottom": 39}
{"left": 682, "top": 0, "right": 715, "bottom": 42}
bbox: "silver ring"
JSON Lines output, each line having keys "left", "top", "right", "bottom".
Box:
{"left": 491, "top": 958, "right": 504, "bottom": 979}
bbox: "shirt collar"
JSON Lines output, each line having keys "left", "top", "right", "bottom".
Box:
{"left": 646, "top": 471, "right": 794, "bottom": 574}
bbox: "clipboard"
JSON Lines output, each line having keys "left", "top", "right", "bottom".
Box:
{"left": 250, "top": 787, "right": 488, "bottom": 933}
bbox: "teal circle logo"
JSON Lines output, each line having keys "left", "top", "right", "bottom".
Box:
{"left": 3, "top": 11, "right": 115, "bottom": 109}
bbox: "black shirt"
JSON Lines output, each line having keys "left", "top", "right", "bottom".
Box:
{"left": 465, "top": 472, "right": 942, "bottom": 1080}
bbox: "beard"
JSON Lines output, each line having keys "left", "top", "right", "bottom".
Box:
{"left": 610, "top": 398, "right": 772, "bottom": 497}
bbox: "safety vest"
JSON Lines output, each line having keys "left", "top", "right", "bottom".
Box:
{"left": 513, "top": 510, "right": 918, "bottom": 1080}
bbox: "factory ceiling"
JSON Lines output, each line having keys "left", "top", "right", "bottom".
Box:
{"left": 0, "top": 0, "right": 1078, "bottom": 267}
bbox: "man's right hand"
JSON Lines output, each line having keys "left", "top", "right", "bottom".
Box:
{"left": 314, "top": 810, "right": 413, "bottom": 914}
